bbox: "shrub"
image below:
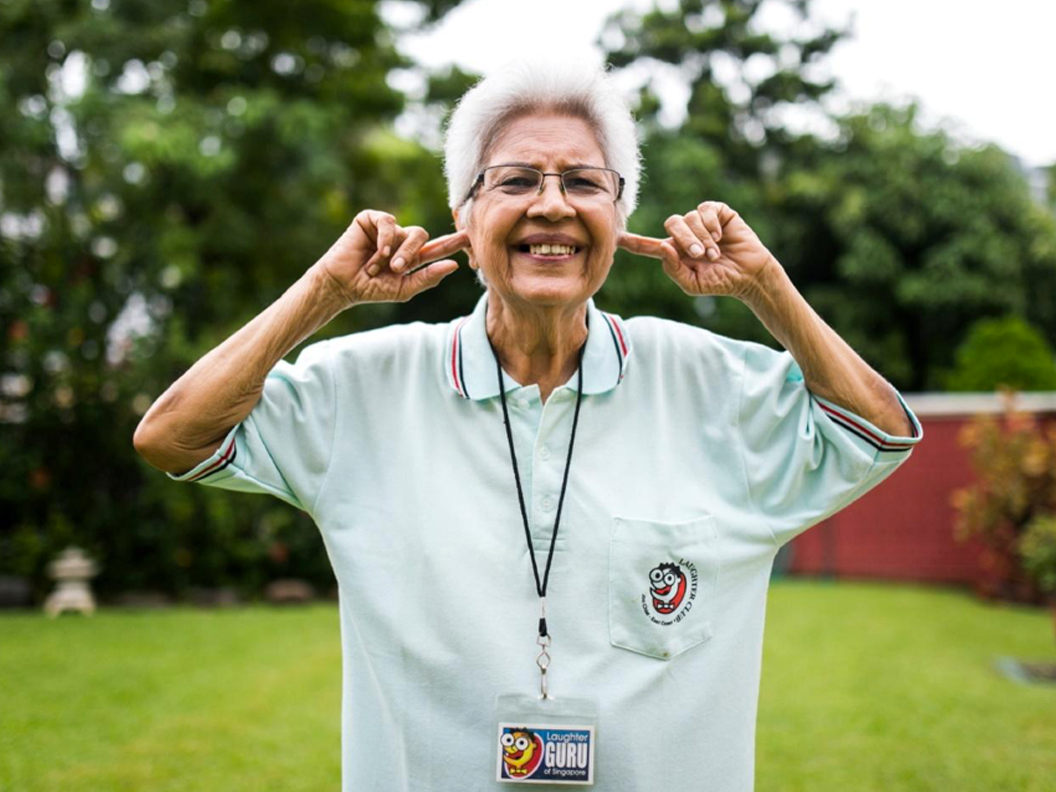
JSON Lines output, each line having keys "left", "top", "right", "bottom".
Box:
{"left": 944, "top": 315, "right": 1056, "bottom": 392}
{"left": 951, "top": 389, "right": 1056, "bottom": 602}
{"left": 1020, "top": 515, "right": 1056, "bottom": 600}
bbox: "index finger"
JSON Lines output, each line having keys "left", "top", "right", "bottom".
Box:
{"left": 618, "top": 232, "right": 668, "bottom": 260}
{"left": 418, "top": 230, "right": 470, "bottom": 265}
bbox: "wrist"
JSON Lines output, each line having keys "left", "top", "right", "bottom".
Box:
{"left": 306, "top": 260, "right": 357, "bottom": 315}
{"left": 739, "top": 255, "right": 790, "bottom": 313}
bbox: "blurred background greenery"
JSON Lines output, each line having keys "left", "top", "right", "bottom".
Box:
{"left": 3, "top": 0, "right": 1056, "bottom": 603}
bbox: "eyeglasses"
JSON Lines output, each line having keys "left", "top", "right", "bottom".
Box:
{"left": 462, "top": 165, "right": 625, "bottom": 205}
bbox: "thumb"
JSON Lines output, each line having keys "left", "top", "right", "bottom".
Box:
{"left": 402, "top": 259, "right": 460, "bottom": 298}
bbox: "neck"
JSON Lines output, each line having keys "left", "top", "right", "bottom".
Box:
{"left": 486, "top": 291, "right": 588, "bottom": 402}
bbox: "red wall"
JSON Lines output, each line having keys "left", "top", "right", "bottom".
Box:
{"left": 785, "top": 413, "right": 1003, "bottom": 587}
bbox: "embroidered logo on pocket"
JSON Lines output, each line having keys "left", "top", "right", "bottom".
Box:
{"left": 642, "top": 559, "right": 698, "bottom": 625}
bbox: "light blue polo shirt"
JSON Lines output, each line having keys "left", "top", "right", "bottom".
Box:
{"left": 170, "top": 291, "right": 923, "bottom": 791}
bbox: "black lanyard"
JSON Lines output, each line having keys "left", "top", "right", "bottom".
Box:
{"left": 487, "top": 322, "right": 586, "bottom": 640}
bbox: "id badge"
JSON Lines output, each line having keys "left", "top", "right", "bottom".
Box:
{"left": 494, "top": 693, "right": 598, "bottom": 785}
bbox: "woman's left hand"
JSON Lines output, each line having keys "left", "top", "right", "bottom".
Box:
{"left": 618, "top": 201, "right": 778, "bottom": 302}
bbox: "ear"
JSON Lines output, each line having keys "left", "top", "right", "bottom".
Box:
{"left": 452, "top": 208, "right": 477, "bottom": 270}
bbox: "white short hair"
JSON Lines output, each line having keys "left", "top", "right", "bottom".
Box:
{"left": 443, "top": 56, "right": 641, "bottom": 230}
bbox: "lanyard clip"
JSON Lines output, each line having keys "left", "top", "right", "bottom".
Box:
{"left": 536, "top": 632, "right": 552, "bottom": 699}
{"left": 536, "top": 597, "right": 551, "bottom": 698}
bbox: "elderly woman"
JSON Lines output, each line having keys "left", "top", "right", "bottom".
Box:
{"left": 135, "top": 59, "right": 922, "bottom": 791}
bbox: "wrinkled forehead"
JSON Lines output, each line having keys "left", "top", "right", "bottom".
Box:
{"left": 482, "top": 112, "right": 607, "bottom": 170}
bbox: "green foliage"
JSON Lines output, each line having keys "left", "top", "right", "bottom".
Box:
{"left": 599, "top": 0, "right": 849, "bottom": 345}
{"left": 0, "top": 0, "right": 475, "bottom": 601}
{"left": 4, "top": 0, "right": 1056, "bottom": 598}
{"left": 1020, "top": 514, "right": 1056, "bottom": 596}
{"left": 600, "top": 1, "right": 1056, "bottom": 392}
{"left": 797, "top": 106, "right": 1056, "bottom": 391}
{"left": 944, "top": 315, "right": 1056, "bottom": 392}
{"left": 1046, "top": 164, "right": 1056, "bottom": 211}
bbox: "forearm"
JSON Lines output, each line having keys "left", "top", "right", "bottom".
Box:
{"left": 741, "top": 259, "right": 914, "bottom": 437}
{"left": 133, "top": 262, "right": 350, "bottom": 473}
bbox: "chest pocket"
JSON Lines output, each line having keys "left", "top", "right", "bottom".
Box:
{"left": 608, "top": 514, "right": 719, "bottom": 660}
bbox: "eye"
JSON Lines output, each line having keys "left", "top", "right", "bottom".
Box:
{"left": 565, "top": 176, "right": 603, "bottom": 193}
{"left": 664, "top": 573, "right": 676, "bottom": 586}
{"left": 515, "top": 737, "right": 530, "bottom": 751}
{"left": 486, "top": 167, "right": 540, "bottom": 194}
{"left": 650, "top": 569, "right": 664, "bottom": 583}
{"left": 564, "top": 169, "right": 612, "bottom": 196}
{"left": 498, "top": 176, "right": 536, "bottom": 191}
{"left": 502, "top": 734, "right": 515, "bottom": 747}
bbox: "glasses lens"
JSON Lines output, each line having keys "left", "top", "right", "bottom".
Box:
{"left": 483, "top": 166, "right": 541, "bottom": 195}
{"left": 563, "top": 168, "right": 618, "bottom": 199}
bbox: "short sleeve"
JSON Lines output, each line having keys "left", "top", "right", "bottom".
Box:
{"left": 166, "top": 339, "right": 336, "bottom": 515}
{"left": 736, "top": 341, "right": 923, "bottom": 548}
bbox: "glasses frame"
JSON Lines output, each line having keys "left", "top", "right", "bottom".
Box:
{"left": 462, "top": 164, "right": 625, "bottom": 206}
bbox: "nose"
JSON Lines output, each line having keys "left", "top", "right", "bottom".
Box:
{"left": 526, "top": 174, "right": 576, "bottom": 221}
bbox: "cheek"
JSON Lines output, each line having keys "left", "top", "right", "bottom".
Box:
{"left": 587, "top": 228, "right": 618, "bottom": 276}
{"left": 471, "top": 208, "right": 515, "bottom": 260}
{"left": 588, "top": 212, "right": 618, "bottom": 253}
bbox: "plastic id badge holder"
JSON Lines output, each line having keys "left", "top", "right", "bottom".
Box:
{"left": 494, "top": 693, "right": 598, "bottom": 785}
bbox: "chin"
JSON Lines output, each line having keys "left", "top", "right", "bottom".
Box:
{"left": 506, "top": 277, "right": 590, "bottom": 309}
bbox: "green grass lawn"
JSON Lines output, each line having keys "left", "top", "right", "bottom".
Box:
{"left": 1, "top": 580, "right": 1053, "bottom": 791}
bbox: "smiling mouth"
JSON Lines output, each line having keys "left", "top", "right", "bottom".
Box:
{"left": 515, "top": 243, "right": 581, "bottom": 259}
{"left": 653, "top": 598, "right": 677, "bottom": 614}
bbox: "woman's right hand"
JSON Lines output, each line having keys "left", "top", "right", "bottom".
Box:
{"left": 314, "top": 210, "right": 468, "bottom": 307}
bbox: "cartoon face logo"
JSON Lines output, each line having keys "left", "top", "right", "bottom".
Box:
{"left": 648, "top": 562, "right": 687, "bottom": 615}
{"left": 500, "top": 728, "right": 543, "bottom": 779}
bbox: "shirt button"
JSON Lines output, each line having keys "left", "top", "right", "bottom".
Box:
{"left": 541, "top": 496, "right": 553, "bottom": 511}
{"left": 518, "top": 399, "right": 530, "bottom": 410}
{"left": 539, "top": 446, "right": 551, "bottom": 460}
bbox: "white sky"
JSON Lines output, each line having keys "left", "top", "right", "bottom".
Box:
{"left": 396, "top": 0, "right": 1056, "bottom": 169}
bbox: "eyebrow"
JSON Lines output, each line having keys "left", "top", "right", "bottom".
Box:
{"left": 493, "top": 161, "right": 604, "bottom": 170}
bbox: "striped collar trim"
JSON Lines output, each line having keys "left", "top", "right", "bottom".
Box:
{"left": 445, "top": 292, "right": 631, "bottom": 400}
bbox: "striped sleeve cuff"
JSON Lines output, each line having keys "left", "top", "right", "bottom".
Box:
{"left": 166, "top": 426, "right": 240, "bottom": 483}
{"left": 812, "top": 388, "right": 923, "bottom": 464}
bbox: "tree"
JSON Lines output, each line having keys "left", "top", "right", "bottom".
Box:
{"left": 0, "top": 0, "right": 468, "bottom": 600}
{"left": 599, "top": 0, "right": 1056, "bottom": 391}
{"left": 773, "top": 103, "right": 1056, "bottom": 390}
{"left": 597, "top": 0, "right": 850, "bottom": 345}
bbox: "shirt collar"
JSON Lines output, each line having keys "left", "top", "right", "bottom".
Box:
{"left": 445, "top": 291, "right": 632, "bottom": 400}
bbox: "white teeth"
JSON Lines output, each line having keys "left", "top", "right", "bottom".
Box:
{"left": 528, "top": 243, "right": 576, "bottom": 256}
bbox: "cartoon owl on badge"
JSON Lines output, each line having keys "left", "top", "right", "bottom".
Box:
{"left": 501, "top": 728, "right": 543, "bottom": 778}
{"left": 649, "top": 562, "right": 687, "bottom": 615}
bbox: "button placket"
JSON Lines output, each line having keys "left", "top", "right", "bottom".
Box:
{"left": 531, "top": 398, "right": 572, "bottom": 545}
